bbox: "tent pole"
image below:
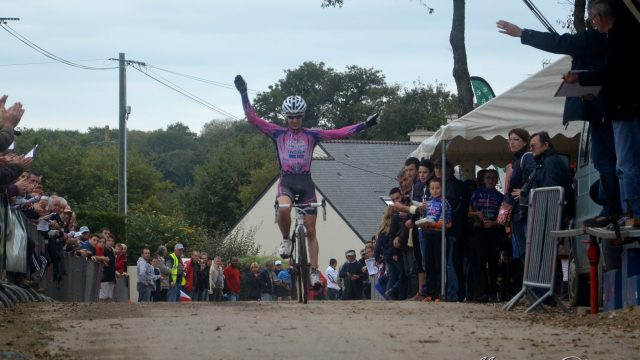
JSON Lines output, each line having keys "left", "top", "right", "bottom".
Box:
{"left": 441, "top": 140, "right": 447, "bottom": 300}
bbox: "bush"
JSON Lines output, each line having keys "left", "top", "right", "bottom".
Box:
{"left": 75, "top": 210, "right": 125, "bottom": 241}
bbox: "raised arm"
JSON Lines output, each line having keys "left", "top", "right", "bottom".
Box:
{"left": 497, "top": 20, "right": 607, "bottom": 57}
{"left": 234, "top": 75, "right": 284, "bottom": 138}
{"left": 307, "top": 113, "right": 378, "bottom": 141}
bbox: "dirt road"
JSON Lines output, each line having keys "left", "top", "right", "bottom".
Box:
{"left": 1, "top": 301, "right": 639, "bottom": 360}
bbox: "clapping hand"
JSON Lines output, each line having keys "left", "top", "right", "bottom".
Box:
{"left": 0, "top": 95, "right": 25, "bottom": 129}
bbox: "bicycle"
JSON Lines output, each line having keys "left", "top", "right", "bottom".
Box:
{"left": 275, "top": 197, "right": 326, "bottom": 304}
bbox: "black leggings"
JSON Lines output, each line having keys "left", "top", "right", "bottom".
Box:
{"left": 471, "top": 227, "right": 504, "bottom": 300}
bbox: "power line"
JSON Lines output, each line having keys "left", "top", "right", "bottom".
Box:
{"left": 0, "top": 58, "right": 111, "bottom": 67}
{"left": 147, "top": 66, "right": 240, "bottom": 119}
{"left": 2, "top": 20, "right": 242, "bottom": 119}
{"left": 148, "top": 65, "right": 260, "bottom": 94}
{"left": 0, "top": 23, "right": 117, "bottom": 70}
{"left": 330, "top": 157, "right": 397, "bottom": 180}
{"left": 128, "top": 62, "right": 240, "bottom": 120}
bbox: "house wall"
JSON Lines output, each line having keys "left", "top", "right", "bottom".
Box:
{"left": 228, "top": 181, "right": 365, "bottom": 272}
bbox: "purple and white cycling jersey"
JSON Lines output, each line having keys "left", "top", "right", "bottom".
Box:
{"left": 241, "top": 95, "right": 366, "bottom": 175}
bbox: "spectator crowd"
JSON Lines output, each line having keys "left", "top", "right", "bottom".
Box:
{"left": 2, "top": 0, "right": 638, "bottom": 305}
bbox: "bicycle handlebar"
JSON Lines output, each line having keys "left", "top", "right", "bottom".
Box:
{"left": 277, "top": 202, "right": 323, "bottom": 209}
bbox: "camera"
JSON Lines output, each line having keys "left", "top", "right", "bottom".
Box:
{"left": 43, "top": 212, "right": 65, "bottom": 227}
{"left": 518, "top": 186, "right": 530, "bottom": 206}
{"left": 518, "top": 184, "right": 531, "bottom": 219}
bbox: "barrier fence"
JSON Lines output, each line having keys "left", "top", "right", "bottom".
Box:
{"left": 1, "top": 200, "right": 129, "bottom": 305}
{"left": 504, "top": 186, "right": 568, "bottom": 313}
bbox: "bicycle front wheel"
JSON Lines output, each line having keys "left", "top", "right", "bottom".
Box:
{"left": 296, "top": 225, "right": 310, "bottom": 304}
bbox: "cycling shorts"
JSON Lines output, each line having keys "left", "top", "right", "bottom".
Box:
{"left": 277, "top": 173, "right": 317, "bottom": 215}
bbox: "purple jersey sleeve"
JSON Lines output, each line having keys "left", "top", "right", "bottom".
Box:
{"left": 240, "top": 92, "right": 367, "bottom": 174}
{"left": 241, "top": 92, "right": 285, "bottom": 138}
{"left": 305, "top": 122, "right": 367, "bottom": 141}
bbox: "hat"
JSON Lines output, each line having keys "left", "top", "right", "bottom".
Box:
{"left": 79, "top": 226, "right": 90, "bottom": 234}
{"left": 345, "top": 250, "right": 356, "bottom": 257}
{"left": 174, "top": 243, "right": 184, "bottom": 250}
{"left": 275, "top": 260, "right": 282, "bottom": 266}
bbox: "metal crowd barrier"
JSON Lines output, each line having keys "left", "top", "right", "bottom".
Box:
{"left": 370, "top": 273, "right": 383, "bottom": 300}
{"left": 40, "top": 253, "right": 103, "bottom": 302}
{"left": 1, "top": 198, "right": 129, "bottom": 304}
{"left": 504, "top": 186, "right": 568, "bottom": 313}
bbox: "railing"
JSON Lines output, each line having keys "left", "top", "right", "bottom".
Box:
{"left": 1, "top": 200, "right": 129, "bottom": 306}
{"left": 504, "top": 186, "right": 568, "bottom": 313}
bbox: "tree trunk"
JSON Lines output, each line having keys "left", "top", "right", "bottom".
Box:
{"left": 574, "top": 0, "right": 587, "bottom": 32}
{"left": 449, "top": 0, "right": 474, "bottom": 117}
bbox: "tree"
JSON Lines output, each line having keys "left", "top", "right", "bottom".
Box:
{"left": 321, "top": 0, "right": 475, "bottom": 117}
{"left": 181, "top": 121, "right": 278, "bottom": 233}
{"left": 450, "top": 0, "right": 474, "bottom": 116}
{"left": 18, "top": 128, "right": 168, "bottom": 213}
{"left": 364, "top": 81, "right": 457, "bottom": 140}
{"left": 252, "top": 62, "right": 390, "bottom": 129}
{"left": 129, "top": 123, "right": 199, "bottom": 187}
{"left": 252, "top": 62, "right": 455, "bottom": 141}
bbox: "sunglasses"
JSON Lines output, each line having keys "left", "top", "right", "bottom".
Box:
{"left": 287, "top": 115, "right": 303, "bottom": 120}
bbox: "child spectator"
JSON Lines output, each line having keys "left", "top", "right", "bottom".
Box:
{"left": 468, "top": 169, "right": 505, "bottom": 302}
{"left": 115, "top": 243, "right": 128, "bottom": 277}
{"left": 416, "top": 177, "right": 452, "bottom": 302}
{"left": 151, "top": 257, "right": 162, "bottom": 302}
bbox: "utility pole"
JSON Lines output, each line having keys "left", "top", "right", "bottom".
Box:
{"left": 109, "top": 54, "right": 145, "bottom": 215}
{"left": 118, "top": 53, "right": 128, "bottom": 215}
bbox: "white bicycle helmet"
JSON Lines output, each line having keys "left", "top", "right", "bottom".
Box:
{"left": 282, "top": 95, "right": 307, "bottom": 115}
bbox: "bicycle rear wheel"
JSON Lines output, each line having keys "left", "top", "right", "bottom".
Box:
{"left": 296, "top": 225, "right": 310, "bottom": 304}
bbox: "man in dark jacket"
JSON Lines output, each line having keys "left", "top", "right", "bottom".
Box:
{"left": 339, "top": 250, "right": 364, "bottom": 300}
{"left": 497, "top": 16, "right": 619, "bottom": 218}
{"left": 257, "top": 260, "right": 275, "bottom": 301}
{"left": 529, "top": 132, "right": 575, "bottom": 220}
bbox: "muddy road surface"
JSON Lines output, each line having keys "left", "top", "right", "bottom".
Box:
{"left": 1, "top": 301, "right": 639, "bottom": 359}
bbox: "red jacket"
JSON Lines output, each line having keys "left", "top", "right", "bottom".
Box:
{"left": 308, "top": 271, "right": 328, "bottom": 300}
{"left": 223, "top": 265, "right": 241, "bottom": 294}
{"left": 184, "top": 259, "right": 197, "bottom": 292}
{"left": 115, "top": 254, "right": 127, "bottom": 274}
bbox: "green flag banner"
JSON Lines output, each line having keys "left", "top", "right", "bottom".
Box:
{"left": 470, "top": 76, "right": 496, "bottom": 107}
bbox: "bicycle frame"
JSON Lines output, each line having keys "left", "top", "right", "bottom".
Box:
{"left": 275, "top": 200, "right": 326, "bottom": 303}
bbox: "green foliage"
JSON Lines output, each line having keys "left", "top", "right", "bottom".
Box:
{"left": 252, "top": 62, "right": 390, "bottom": 129}
{"left": 252, "top": 62, "right": 456, "bottom": 141}
{"left": 190, "top": 227, "right": 261, "bottom": 264}
{"left": 125, "top": 210, "right": 209, "bottom": 264}
{"left": 74, "top": 210, "right": 126, "bottom": 242}
{"left": 321, "top": 0, "right": 343, "bottom": 7}
{"left": 364, "top": 81, "right": 457, "bottom": 140}
{"left": 182, "top": 121, "right": 278, "bottom": 232}
{"left": 125, "top": 210, "right": 260, "bottom": 266}
{"left": 16, "top": 63, "right": 457, "bottom": 264}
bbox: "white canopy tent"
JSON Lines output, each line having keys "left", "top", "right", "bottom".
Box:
{"left": 410, "top": 56, "right": 584, "bottom": 169}
{"left": 409, "top": 56, "right": 588, "bottom": 298}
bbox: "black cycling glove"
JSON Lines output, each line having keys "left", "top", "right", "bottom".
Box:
{"left": 365, "top": 113, "right": 379, "bottom": 128}
{"left": 234, "top": 75, "right": 247, "bottom": 94}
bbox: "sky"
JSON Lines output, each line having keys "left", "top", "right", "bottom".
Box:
{"left": 1, "top": 0, "right": 572, "bottom": 133}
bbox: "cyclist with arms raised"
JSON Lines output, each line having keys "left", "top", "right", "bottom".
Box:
{"left": 234, "top": 75, "right": 378, "bottom": 285}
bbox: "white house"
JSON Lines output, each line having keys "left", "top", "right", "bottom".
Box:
{"left": 226, "top": 140, "right": 418, "bottom": 269}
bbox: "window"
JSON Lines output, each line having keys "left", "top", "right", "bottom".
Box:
{"left": 579, "top": 122, "right": 591, "bottom": 168}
